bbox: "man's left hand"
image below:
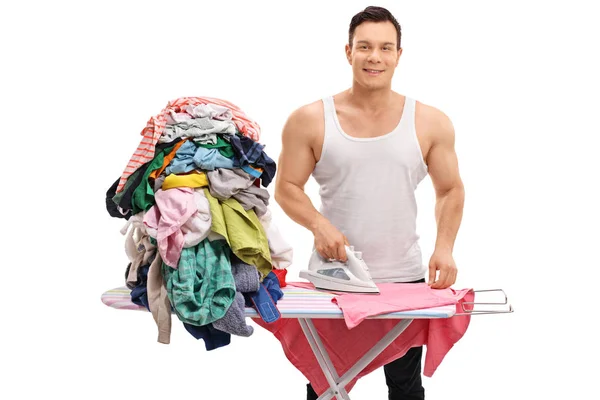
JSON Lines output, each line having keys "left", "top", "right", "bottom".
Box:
{"left": 428, "top": 251, "right": 458, "bottom": 289}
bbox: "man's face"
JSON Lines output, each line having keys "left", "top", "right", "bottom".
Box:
{"left": 346, "top": 21, "right": 402, "bottom": 90}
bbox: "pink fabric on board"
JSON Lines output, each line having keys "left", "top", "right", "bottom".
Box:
{"left": 254, "top": 282, "right": 474, "bottom": 397}
{"left": 332, "top": 282, "right": 472, "bottom": 329}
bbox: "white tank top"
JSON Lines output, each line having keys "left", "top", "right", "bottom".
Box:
{"left": 312, "top": 95, "right": 429, "bottom": 282}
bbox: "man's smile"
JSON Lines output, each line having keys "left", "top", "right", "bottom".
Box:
{"left": 363, "top": 68, "right": 384, "bottom": 76}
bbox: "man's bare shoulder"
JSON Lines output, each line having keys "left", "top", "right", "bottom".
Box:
{"left": 287, "top": 100, "right": 324, "bottom": 128}
{"left": 282, "top": 100, "right": 324, "bottom": 142}
{"left": 415, "top": 100, "right": 455, "bottom": 143}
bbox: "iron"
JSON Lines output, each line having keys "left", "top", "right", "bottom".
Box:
{"left": 299, "top": 245, "right": 380, "bottom": 294}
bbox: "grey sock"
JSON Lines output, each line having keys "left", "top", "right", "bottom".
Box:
{"left": 213, "top": 292, "right": 254, "bottom": 337}
{"left": 232, "top": 261, "right": 260, "bottom": 293}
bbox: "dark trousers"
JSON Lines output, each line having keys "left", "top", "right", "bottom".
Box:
{"left": 306, "top": 279, "right": 425, "bottom": 400}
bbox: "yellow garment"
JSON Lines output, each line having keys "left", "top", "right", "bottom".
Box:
{"left": 162, "top": 171, "right": 208, "bottom": 190}
{"left": 204, "top": 189, "right": 272, "bottom": 279}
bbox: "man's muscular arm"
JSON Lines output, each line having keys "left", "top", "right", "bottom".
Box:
{"left": 425, "top": 107, "right": 465, "bottom": 289}
{"left": 274, "top": 104, "right": 349, "bottom": 262}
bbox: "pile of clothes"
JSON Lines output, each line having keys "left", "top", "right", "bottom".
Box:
{"left": 105, "top": 96, "right": 293, "bottom": 349}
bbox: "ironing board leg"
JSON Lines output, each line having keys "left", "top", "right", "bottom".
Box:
{"left": 299, "top": 318, "right": 414, "bottom": 400}
{"left": 336, "top": 319, "right": 413, "bottom": 389}
{"left": 299, "top": 318, "right": 350, "bottom": 400}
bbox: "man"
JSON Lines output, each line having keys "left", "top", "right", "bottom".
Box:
{"left": 274, "top": 5, "right": 465, "bottom": 400}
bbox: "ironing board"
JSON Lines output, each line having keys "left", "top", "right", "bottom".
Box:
{"left": 101, "top": 284, "right": 509, "bottom": 400}
{"left": 102, "top": 285, "right": 451, "bottom": 400}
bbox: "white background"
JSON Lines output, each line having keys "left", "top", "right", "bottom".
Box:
{"left": 1, "top": 0, "right": 598, "bottom": 399}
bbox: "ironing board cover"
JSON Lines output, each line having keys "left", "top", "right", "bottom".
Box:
{"left": 101, "top": 283, "right": 456, "bottom": 319}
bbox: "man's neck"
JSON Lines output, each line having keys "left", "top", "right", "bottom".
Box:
{"left": 345, "top": 84, "right": 394, "bottom": 112}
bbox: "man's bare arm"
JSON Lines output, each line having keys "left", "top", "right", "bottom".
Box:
{"left": 274, "top": 104, "right": 349, "bottom": 261}
{"left": 424, "top": 107, "right": 465, "bottom": 288}
{"left": 426, "top": 110, "right": 465, "bottom": 253}
{"left": 274, "top": 105, "right": 322, "bottom": 232}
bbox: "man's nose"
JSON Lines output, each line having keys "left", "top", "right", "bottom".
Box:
{"left": 367, "top": 49, "right": 382, "bottom": 63}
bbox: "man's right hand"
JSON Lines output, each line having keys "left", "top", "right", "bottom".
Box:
{"left": 312, "top": 214, "right": 350, "bottom": 262}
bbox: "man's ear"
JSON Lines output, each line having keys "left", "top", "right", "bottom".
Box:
{"left": 345, "top": 44, "right": 352, "bottom": 65}
{"left": 396, "top": 47, "right": 403, "bottom": 66}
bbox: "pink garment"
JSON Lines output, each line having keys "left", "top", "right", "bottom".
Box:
{"left": 253, "top": 283, "right": 474, "bottom": 397}
{"left": 143, "top": 188, "right": 197, "bottom": 268}
{"left": 333, "top": 282, "right": 472, "bottom": 329}
{"left": 116, "top": 96, "right": 261, "bottom": 192}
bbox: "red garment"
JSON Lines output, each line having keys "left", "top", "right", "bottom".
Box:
{"left": 116, "top": 96, "right": 261, "bottom": 192}
{"left": 253, "top": 284, "right": 473, "bottom": 397}
{"left": 271, "top": 268, "right": 287, "bottom": 288}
